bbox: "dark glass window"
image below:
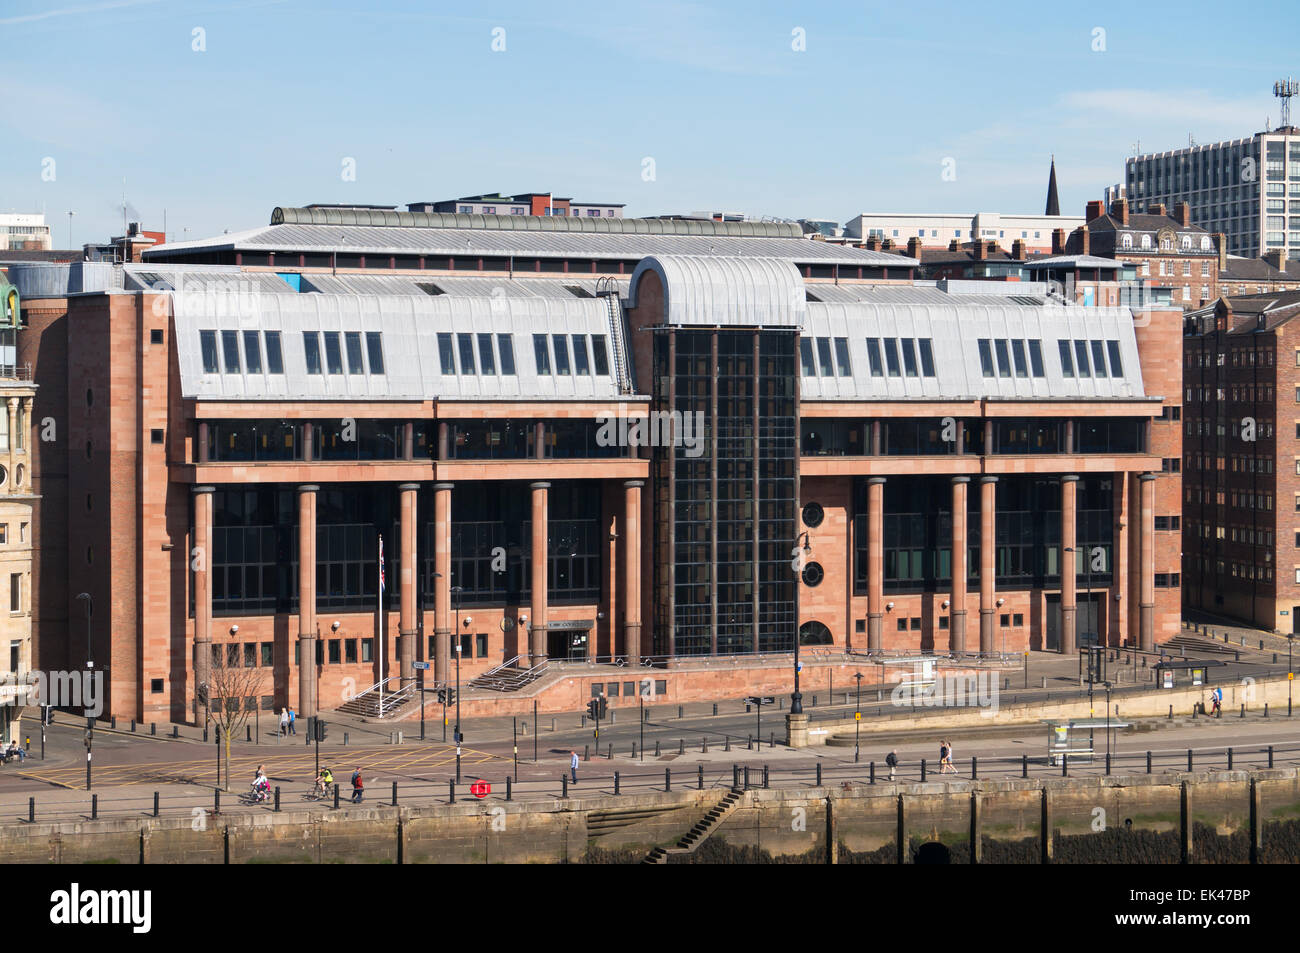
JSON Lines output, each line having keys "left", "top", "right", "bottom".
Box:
{"left": 834, "top": 337, "right": 852, "bottom": 376}
{"left": 477, "top": 333, "right": 496, "bottom": 374}
{"left": 1090, "top": 340, "right": 1107, "bottom": 377}
{"left": 1058, "top": 340, "right": 1074, "bottom": 376}
{"left": 883, "top": 338, "right": 901, "bottom": 376}
{"left": 917, "top": 338, "right": 935, "bottom": 377}
{"left": 1106, "top": 340, "right": 1123, "bottom": 377}
{"left": 817, "top": 337, "right": 834, "bottom": 377}
{"left": 1074, "top": 340, "right": 1091, "bottom": 376}
{"left": 323, "top": 332, "right": 344, "bottom": 374}
{"left": 533, "top": 334, "right": 551, "bottom": 374}
{"left": 994, "top": 339, "right": 1011, "bottom": 377}
{"left": 552, "top": 334, "right": 571, "bottom": 374}
{"left": 457, "top": 333, "right": 476, "bottom": 374}
{"left": 978, "top": 339, "right": 994, "bottom": 377}
{"left": 572, "top": 334, "right": 590, "bottom": 375}
{"left": 1027, "top": 339, "right": 1044, "bottom": 377}
{"left": 1011, "top": 339, "right": 1028, "bottom": 377}
{"left": 365, "top": 331, "right": 384, "bottom": 374}
{"left": 498, "top": 335, "right": 517, "bottom": 375}
{"left": 264, "top": 332, "right": 284, "bottom": 374}
{"left": 799, "top": 338, "right": 816, "bottom": 376}
{"left": 304, "top": 332, "right": 322, "bottom": 375}
{"left": 866, "top": 338, "right": 883, "bottom": 376}
{"left": 438, "top": 333, "right": 456, "bottom": 374}
{"left": 590, "top": 335, "right": 609, "bottom": 375}
{"left": 344, "top": 332, "right": 364, "bottom": 374}
{"left": 901, "top": 338, "right": 918, "bottom": 377}
{"left": 200, "top": 331, "right": 219, "bottom": 373}
{"left": 243, "top": 331, "right": 262, "bottom": 374}
{"left": 221, "top": 330, "right": 241, "bottom": 373}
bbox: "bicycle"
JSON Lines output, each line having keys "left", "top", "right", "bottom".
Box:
{"left": 303, "top": 782, "right": 335, "bottom": 801}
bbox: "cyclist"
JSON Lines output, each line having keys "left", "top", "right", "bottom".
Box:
{"left": 315, "top": 766, "right": 334, "bottom": 797}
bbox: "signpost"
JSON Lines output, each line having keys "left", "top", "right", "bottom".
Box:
{"left": 413, "top": 661, "right": 430, "bottom": 741}
{"left": 746, "top": 696, "right": 774, "bottom": 749}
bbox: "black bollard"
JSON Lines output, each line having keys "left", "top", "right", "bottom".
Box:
{"left": 1147, "top": 751, "right": 1152, "bottom": 774}
{"left": 28, "top": 797, "right": 34, "bottom": 823}
{"left": 584, "top": 744, "right": 589, "bottom": 762}
{"left": 150, "top": 722, "right": 156, "bottom": 736}
{"left": 702, "top": 738, "right": 708, "bottom": 754}
{"left": 1265, "top": 703, "right": 1270, "bottom": 718}
{"left": 712, "top": 703, "right": 718, "bottom": 716}
{"left": 654, "top": 740, "right": 660, "bottom": 757}
{"left": 1269, "top": 745, "right": 1274, "bottom": 768}
{"left": 816, "top": 763, "right": 823, "bottom": 787}
{"left": 1228, "top": 747, "right": 1234, "bottom": 770}
{"left": 870, "top": 761, "right": 875, "bottom": 784}
{"left": 562, "top": 775, "right": 568, "bottom": 798}
{"left": 449, "top": 780, "right": 456, "bottom": 803}
{"left": 172, "top": 725, "right": 178, "bottom": 738}
{"left": 763, "top": 765, "right": 769, "bottom": 789}
{"left": 1062, "top": 753, "right": 1068, "bottom": 777}
{"left": 1241, "top": 704, "right": 1246, "bottom": 718}
{"left": 921, "top": 758, "right": 927, "bottom": 782}
{"left": 1188, "top": 749, "right": 1193, "bottom": 772}
{"left": 678, "top": 705, "right": 683, "bottom": 719}
{"left": 153, "top": 792, "right": 159, "bottom": 818}
{"left": 733, "top": 764, "right": 740, "bottom": 789}
{"left": 607, "top": 743, "right": 612, "bottom": 759}
{"left": 274, "top": 786, "right": 281, "bottom": 812}
{"left": 614, "top": 772, "right": 620, "bottom": 795}
{"left": 246, "top": 725, "right": 251, "bottom": 742}
{"left": 698, "top": 764, "right": 704, "bottom": 790}
{"left": 971, "top": 756, "right": 977, "bottom": 780}
{"left": 506, "top": 777, "right": 513, "bottom": 801}
{"left": 748, "top": 734, "right": 753, "bottom": 751}
{"left": 666, "top": 768, "right": 671, "bottom": 792}
{"left": 130, "top": 719, "right": 136, "bottom": 732}
{"left": 1105, "top": 753, "right": 1111, "bottom": 775}
{"left": 1168, "top": 705, "right": 1172, "bottom": 720}
{"left": 1022, "top": 754, "right": 1028, "bottom": 779}
{"left": 92, "top": 794, "right": 97, "bottom": 820}
{"left": 679, "top": 739, "right": 685, "bottom": 756}
{"left": 770, "top": 732, "right": 774, "bottom": 750}
{"left": 334, "top": 785, "right": 340, "bottom": 809}
{"left": 215, "top": 790, "right": 220, "bottom": 815}
{"left": 392, "top": 781, "right": 398, "bottom": 806}
{"left": 631, "top": 743, "right": 637, "bottom": 760}
{"left": 725, "top": 736, "right": 731, "bottom": 753}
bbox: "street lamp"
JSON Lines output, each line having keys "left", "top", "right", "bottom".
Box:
{"left": 792, "top": 532, "right": 812, "bottom": 715}
{"left": 452, "top": 585, "right": 463, "bottom": 745}
{"left": 74, "top": 592, "right": 92, "bottom": 790}
{"left": 854, "top": 672, "right": 863, "bottom": 763}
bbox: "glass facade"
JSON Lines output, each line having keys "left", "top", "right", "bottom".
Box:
{"left": 652, "top": 328, "right": 797, "bottom": 658}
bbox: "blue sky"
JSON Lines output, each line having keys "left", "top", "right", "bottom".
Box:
{"left": 1, "top": 0, "right": 1297, "bottom": 245}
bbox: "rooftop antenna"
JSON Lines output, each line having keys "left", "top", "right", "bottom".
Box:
{"left": 1274, "top": 78, "right": 1298, "bottom": 128}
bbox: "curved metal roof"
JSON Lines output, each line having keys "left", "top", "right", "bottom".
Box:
{"left": 271, "top": 206, "right": 805, "bottom": 238}
{"left": 628, "top": 255, "right": 806, "bottom": 327}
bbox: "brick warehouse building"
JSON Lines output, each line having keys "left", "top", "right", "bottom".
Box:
{"left": 9, "top": 207, "right": 1183, "bottom": 721}
{"left": 1183, "top": 290, "right": 1300, "bottom": 631}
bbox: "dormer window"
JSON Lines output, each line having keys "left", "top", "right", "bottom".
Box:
{"left": 1121, "top": 234, "right": 1133, "bottom": 249}
{"left": 1200, "top": 236, "right": 1211, "bottom": 251}
{"left": 1141, "top": 234, "right": 1152, "bottom": 250}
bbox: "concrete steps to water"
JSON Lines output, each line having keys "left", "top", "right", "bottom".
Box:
{"left": 641, "top": 789, "right": 743, "bottom": 864}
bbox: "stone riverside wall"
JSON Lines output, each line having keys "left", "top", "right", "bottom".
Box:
{"left": 2, "top": 771, "right": 1298, "bottom": 864}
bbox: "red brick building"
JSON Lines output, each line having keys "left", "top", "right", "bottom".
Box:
{"left": 10, "top": 206, "right": 1183, "bottom": 721}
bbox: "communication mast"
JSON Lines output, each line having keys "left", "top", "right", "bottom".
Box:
{"left": 1275, "top": 77, "right": 1300, "bottom": 128}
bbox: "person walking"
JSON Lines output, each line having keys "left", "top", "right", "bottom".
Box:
{"left": 944, "top": 739, "right": 956, "bottom": 774}
{"left": 351, "top": 767, "right": 364, "bottom": 803}
{"left": 279, "top": 709, "right": 289, "bottom": 738}
{"left": 288, "top": 707, "right": 296, "bottom": 735}
{"left": 885, "top": 748, "right": 898, "bottom": 781}
{"left": 570, "top": 750, "right": 579, "bottom": 785}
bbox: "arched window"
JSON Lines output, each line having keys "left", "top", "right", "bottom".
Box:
{"left": 1140, "top": 234, "right": 1152, "bottom": 250}
{"left": 1180, "top": 235, "right": 1191, "bottom": 250}
{"left": 1121, "top": 233, "right": 1133, "bottom": 249}
{"left": 799, "top": 621, "right": 833, "bottom": 645}
{"left": 1200, "top": 235, "right": 1211, "bottom": 251}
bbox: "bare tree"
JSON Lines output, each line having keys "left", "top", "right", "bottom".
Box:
{"left": 201, "top": 641, "right": 267, "bottom": 791}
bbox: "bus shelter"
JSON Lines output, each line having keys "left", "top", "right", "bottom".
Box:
{"left": 1044, "top": 717, "right": 1129, "bottom": 766}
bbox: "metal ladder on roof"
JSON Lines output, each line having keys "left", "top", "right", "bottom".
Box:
{"left": 596, "top": 276, "right": 633, "bottom": 394}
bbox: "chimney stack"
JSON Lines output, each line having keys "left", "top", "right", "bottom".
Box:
{"left": 1111, "top": 198, "right": 1130, "bottom": 225}
{"left": 1149, "top": 202, "right": 1166, "bottom": 217}
{"left": 1011, "top": 239, "right": 1027, "bottom": 260}
{"left": 1175, "top": 202, "right": 1191, "bottom": 227}
{"left": 1214, "top": 233, "right": 1228, "bottom": 275}
{"left": 882, "top": 238, "right": 895, "bottom": 251}
{"left": 1079, "top": 224, "right": 1090, "bottom": 256}
{"left": 865, "top": 234, "right": 882, "bottom": 251}
{"left": 973, "top": 241, "right": 989, "bottom": 261}
{"left": 1264, "top": 248, "right": 1287, "bottom": 271}
{"left": 1052, "top": 228, "right": 1066, "bottom": 255}
{"left": 948, "top": 238, "right": 960, "bottom": 252}
{"left": 1085, "top": 200, "right": 1104, "bottom": 221}
{"left": 907, "top": 236, "right": 924, "bottom": 259}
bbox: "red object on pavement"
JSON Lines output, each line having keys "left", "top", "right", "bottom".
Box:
{"left": 470, "top": 780, "right": 491, "bottom": 798}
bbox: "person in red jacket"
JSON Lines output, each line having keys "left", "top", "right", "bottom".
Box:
{"left": 351, "top": 767, "right": 364, "bottom": 803}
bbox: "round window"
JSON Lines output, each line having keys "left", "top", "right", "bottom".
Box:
{"left": 799, "top": 621, "right": 833, "bottom": 645}
{"left": 0, "top": 464, "right": 7, "bottom": 486}
{"left": 802, "top": 561, "right": 824, "bottom": 587}
{"left": 802, "top": 502, "right": 824, "bottom": 528}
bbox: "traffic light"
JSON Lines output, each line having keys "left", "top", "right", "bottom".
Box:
{"left": 315, "top": 719, "right": 328, "bottom": 742}
{"left": 446, "top": 688, "right": 457, "bottom": 706}
{"left": 597, "top": 696, "right": 608, "bottom": 719}
{"left": 437, "top": 689, "right": 447, "bottom": 704}
{"left": 586, "top": 699, "right": 599, "bottom": 720}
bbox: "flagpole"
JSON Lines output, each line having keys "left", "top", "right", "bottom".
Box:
{"left": 378, "top": 533, "right": 384, "bottom": 717}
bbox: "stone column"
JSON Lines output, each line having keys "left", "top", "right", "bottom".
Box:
{"left": 192, "top": 485, "right": 215, "bottom": 725}
{"left": 979, "top": 476, "right": 997, "bottom": 655}
{"left": 297, "top": 484, "right": 319, "bottom": 717}
{"left": 398, "top": 483, "right": 419, "bottom": 687}
{"left": 5, "top": 398, "right": 16, "bottom": 481}
{"left": 1140, "top": 473, "right": 1157, "bottom": 652}
{"left": 1060, "top": 475, "right": 1079, "bottom": 656}
{"left": 623, "top": 480, "right": 643, "bottom": 667}
{"left": 530, "top": 482, "right": 550, "bottom": 666}
{"left": 950, "top": 477, "right": 969, "bottom": 654}
{"left": 866, "top": 477, "right": 885, "bottom": 653}
{"left": 433, "top": 482, "right": 453, "bottom": 684}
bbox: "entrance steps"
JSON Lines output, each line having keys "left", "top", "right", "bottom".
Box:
{"left": 642, "top": 789, "right": 743, "bottom": 864}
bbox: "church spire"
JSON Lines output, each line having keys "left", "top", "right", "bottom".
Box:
{"left": 1045, "top": 155, "right": 1061, "bottom": 216}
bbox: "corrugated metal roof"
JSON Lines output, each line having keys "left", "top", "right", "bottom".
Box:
{"left": 1022, "top": 255, "right": 1125, "bottom": 270}
{"left": 151, "top": 222, "right": 914, "bottom": 266}
{"left": 630, "top": 256, "right": 806, "bottom": 327}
